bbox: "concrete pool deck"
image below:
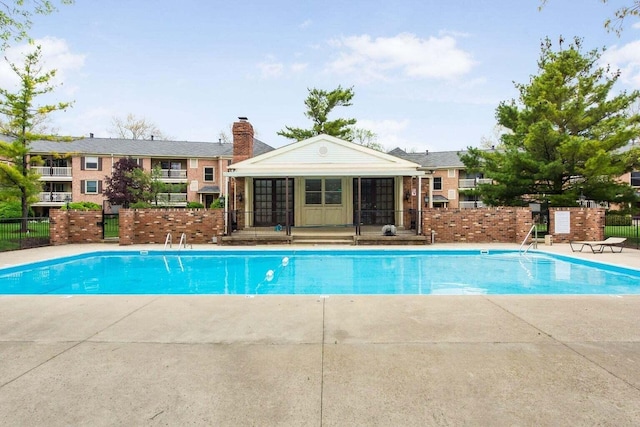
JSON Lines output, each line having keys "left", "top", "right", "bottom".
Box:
{"left": 0, "top": 243, "right": 639, "bottom": 425}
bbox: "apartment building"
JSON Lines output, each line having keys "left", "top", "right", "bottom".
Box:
{"left": 29, "top": 135, "right": 273, "bottom": 216}
{"left": 389, "top": 148, "right": 492, "bottom": 209}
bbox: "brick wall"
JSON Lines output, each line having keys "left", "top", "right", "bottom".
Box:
{"left": 422, "top": 207, "right": 605, "bottom": 244}
{"left": 549, "top": 207, "right": 605, "bottom": 243}
{"left": 50, "top": 209, "right": 103, "bottom": 245}
{"left": 119, "top": 208, "right": 225, "bottom": 245}
{"left": 423, "top": 207, "right": 527, "bottom": 243}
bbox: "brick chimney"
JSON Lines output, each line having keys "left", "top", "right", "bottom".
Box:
{"left": 232, "top": 117, "right": 254, "bottom": 163}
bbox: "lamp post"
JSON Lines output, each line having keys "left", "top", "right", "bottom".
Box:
{"left": 65, "top": 194, "right": 71, "bottom": 210}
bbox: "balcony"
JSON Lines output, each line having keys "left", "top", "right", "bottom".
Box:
{"left": 459, "top": 201, "right": 485, "bottom": 209}
{"left": 154, "top": 193, "right": 187, "bottom": 206}
{"left": 34, "top": 166, "right": 72, "bottom": 180}
{"left": 458, "top": 178, "right": 493, "bottom": 189}
{"left": 36, "top": 192, "right": 72, "bottom": 204}
{"left": 159, "top": 169, "right": 187, "bottom": 182}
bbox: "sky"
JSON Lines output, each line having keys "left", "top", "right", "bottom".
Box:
{"left": 1, "top": 0, "right": 639, "bottom": 153}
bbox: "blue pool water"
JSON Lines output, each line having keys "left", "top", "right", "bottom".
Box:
{"left": 0, "top": 249, "right": 639, "bottom": 295}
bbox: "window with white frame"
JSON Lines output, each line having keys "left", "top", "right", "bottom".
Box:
{"left": 190, "top": 159, "right": 198, "bottom": 168}
{"left": 448, "top": 169, "right": 456, "bottom": 178}
{"left": 84, "top": 156, "right": 99, "bottom": 170}
{"left": 204, "top": 167, "right": 215, "bottom": 182}
{"left": 85, "top": 180, "right": 99, "bottom": 194}
{"left": 448, "top": 189, "right": 457, "bottom": 200}
{"left": 433, "top": 177, "right": 442, "bottom": 190}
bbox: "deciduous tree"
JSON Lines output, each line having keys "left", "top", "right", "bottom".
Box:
{"left": 539, "top": 1, "right": 640, "bottom": 35}
{"left": 0, "top": 0, "right": 73, "bottom": 49}
{"left": 109, "top": 113, "right": 168, "bottom": 140}
{"left": 103, "top": 157, "right": 144, "bottom": 208}
{"left": 461, "top": 37, "right": 640, "bottom": 207}
{"left": 0, "top": 45, "right": 71, "bottom": 229}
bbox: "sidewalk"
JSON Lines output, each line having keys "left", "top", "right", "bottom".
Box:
{"left": 0, "top": 244, "right": 639, "bottom": 425}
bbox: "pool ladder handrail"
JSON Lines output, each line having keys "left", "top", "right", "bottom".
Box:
{"left": 164, "top": 232, "right": 193, "bottom": 250}
{"left": 178, "top": 232, "right": 192, "bottom": 250}
{"left": 519, "top": 224, "right": 538, "bottom": 255}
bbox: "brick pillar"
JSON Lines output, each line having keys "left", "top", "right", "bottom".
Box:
{"left": 118, "top": 209, "right": 135, "bottom": 245}
{"left": 232, "top": 117, "right": 254, "bottom": 164}
{"left": 515, "top": 208, "right": 534, "bottom": 243}
{"left": 49, "top": 208, "right": 69, "bottom": 245}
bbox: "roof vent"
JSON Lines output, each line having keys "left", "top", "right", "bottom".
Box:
{"left": 89, "top": 133, "right": 94, "bottom": 138}
{"left": 238, "top": 116, "right": 248, "bottom": 121}
{"left": 151, "top": 135, "right": 154, "bottom": 141}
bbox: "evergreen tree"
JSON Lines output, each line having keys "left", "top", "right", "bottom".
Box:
{"left": 278, "top": 86, "right": 357, "bottom": 141}
{"left": 461, "top": 38, "right": 640, "bottom": 207}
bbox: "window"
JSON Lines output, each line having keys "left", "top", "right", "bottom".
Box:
{"left": 448, "top": 169, "right": 456, "bottom": 178}
{"left": 305, "top": 178, "right": 342, "bottom": 205}
{"left": 85, "top": 180, "right": 98, "bottom": 194}
{"left": 325, "top": 179, "right": 342, "bottom": 204}
{"left": 433, "top": 177, "right": 442, "bottom": 191}
{"left": 631, "top": 171, "right": 640, "bottom": 187}
{"left": 204, "top": 167, "right": 215, "bottom": 182}
{"left": 190, "top": 159, "right": 198, "bottom": 168}
{"left": 305, "top": 179, "right": 322, "bottom": 204}
{"left": 448, "top": 189, "right": 457, "bottom": 200}
{"left": 84, "top": 156, "right": 99, "bottom": 170}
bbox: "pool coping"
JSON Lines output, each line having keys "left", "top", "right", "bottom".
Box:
{"left": 1, "top": 243, "right": 640, "bottom": 425}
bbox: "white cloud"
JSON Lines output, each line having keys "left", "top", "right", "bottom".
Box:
{"left": 326, "top": 32, "right": 476, "bottom": 83}
{"left": 299, "top": 19, "right": 312, "bottom": 29}
{"left": 290, "top": 62, "right": 308, "bottom": 73}
{"left": 0, "top": 37, "right": 85, "bottom": 90}
{"left": 357, "top": 118, "right": 410, "bottom": 148}
{"left": 256, "top": 56, "right": 309, "bottom": 79}
{"left": 601, "top": 40, "right": 640, "bottom": 88}
{"left": 256, "top": 56, "right": 284, "bottom": 79}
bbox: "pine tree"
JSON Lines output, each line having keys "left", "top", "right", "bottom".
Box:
{"left": 461, "top": 37, "right": 640, "bottom": 207}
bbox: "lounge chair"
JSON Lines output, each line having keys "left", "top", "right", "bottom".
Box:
{"left": 569, "top": 237, "right": 627, "bottom": 253}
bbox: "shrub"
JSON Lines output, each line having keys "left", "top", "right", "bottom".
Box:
{"left": 0, "top": 201, "right": 28, "bottom": 219}
{"left": 130, "top": 201, "right": 153, "bottom": 209}
{"left": 211, "top": 196, "right": 226, "bottom": 209}
{"left": 187, "top": 201, "right": 204, "bottom": 208}
{"left": 62, "top": 201, "right": 101, "bottom": 211}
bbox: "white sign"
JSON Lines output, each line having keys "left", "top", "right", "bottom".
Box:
{"left": 554, "top": 211, "right": 570, "bottom": 234}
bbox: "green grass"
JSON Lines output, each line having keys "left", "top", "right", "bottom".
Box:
{"left": 103, "top": 216, "right": 119, "bottom": 238}
{"left": 0, "top": 220, "right": 50, "bottom": 251}
{"left": 604, "top": 225, "right": 640, "bottom": 246}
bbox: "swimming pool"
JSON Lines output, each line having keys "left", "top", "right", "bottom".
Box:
{"left": 0, "top": 249, "right": 639, "bottom": 295}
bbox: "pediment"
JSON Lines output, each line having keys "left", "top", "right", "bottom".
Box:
{"left": 227, "top": 134, "right": 422, "bottom": 177}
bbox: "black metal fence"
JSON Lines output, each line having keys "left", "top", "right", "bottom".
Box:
{"left": 0, "top": 217, "right": 51, "bottom": 252}
{"left": 227, "top": 209, "right": 419, "bottom": 236}
{"left": 604, "top": 215, "right": 640, "bottom": 249}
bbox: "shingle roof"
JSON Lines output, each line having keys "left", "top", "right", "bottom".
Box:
{"left": 388, "top": 148, "right": 468, "bottom": 169}
{"left": 28, "top": 136, "right": 273, "bottom": 158}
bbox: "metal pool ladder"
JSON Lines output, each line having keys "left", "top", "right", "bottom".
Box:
{"left": 519, "top": 224, "right": 538, "bottom": 255}
{"left": 164, "top": 232, "right": 192, "bottom": 250}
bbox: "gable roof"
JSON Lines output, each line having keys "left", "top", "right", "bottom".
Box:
{"left": 26, "top": 136, "right": 273, "bottom": 158}
{"left": 226, "top": 134, "right": 424, "bottom": 177}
